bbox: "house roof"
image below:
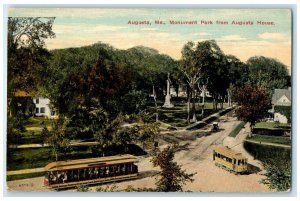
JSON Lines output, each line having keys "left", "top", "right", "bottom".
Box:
{"left": 271, "top": 87, "right": 291, "bottom": 105}
{"left": 14, "top": 90, "right": 31, "bottom": 97}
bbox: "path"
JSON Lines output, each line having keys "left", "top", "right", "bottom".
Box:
{"left": 7, "top": 168, "right": 45, "bottom": 176}
{"left": 244, "top": 139, "right": 291, "bottom": 148}
{"left": 9, "top": 141, "right": 99, "bottom": 149}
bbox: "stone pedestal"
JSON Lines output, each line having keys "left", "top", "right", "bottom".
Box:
{"left": 163, "top": 73, "right": 174, "bottom": 108}
{"left": 163, "top": 94, "right": 174, "bottom": 108}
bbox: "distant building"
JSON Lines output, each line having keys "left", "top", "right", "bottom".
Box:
{"left": 170, "top": 85, "right": 212, "bottom": 98}
{"left": 14, "top": 90, "right": 57, "bottom": 118}
{"left": 33, "top": 97, "right": 57, "bottom": 118}
{"left": 269, "top": 87, "right": 291, "bottom": 123}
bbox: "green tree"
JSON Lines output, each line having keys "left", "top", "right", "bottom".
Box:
{"left": 198, "top": 42, "right": 229, "bottom": 110}
{"left": 261, "top": 159, "right": 291, "bottom": 191}
{"left": 151, "top": 145, "right": 195, "bottom": 192}
{"left": 45, "top": 118, "right": 70, "bottom": 161}
{"left": 227, "top": 55, "right": 249, "bottom": 88}
{"left": 233, "top": 85, "right": 270, "bottom": 134}
{"left": 40, "top": 122, "right": 49, "bottom": 146}
{"left": 180, "top": 41, "right": 202, "bottom": 123}
{"left": 94, "top": 114, "right": 159, "bottom": 155}
{"left": 180, "top": 40, "right": 228, "bottom": 122}
{"left": 135, "top": 122, "right": 160, "bottom": 149}
{"left": 93, "top": 115, "right": 125, "bottom": 156}
{"left": 247, "top": 56, "right": 291, "bottom": 101}
{"left": 8, "top": 17, "right": 55, "bottom": 115}
{"left": 67, "top": 101, "right": 108, "bottom": 140}
{"left": 7, "top": 112, "right": 25, "bottom": 147}
{"left": 226, "top": 55, "right": 250, "bottom": 106}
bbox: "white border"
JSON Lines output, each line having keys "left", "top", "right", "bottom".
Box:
{"left": 1, "top": 0, "right": 299, "bottom": 200}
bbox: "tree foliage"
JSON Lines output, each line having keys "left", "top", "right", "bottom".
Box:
{"left": 247, "top": 56, "right": 291, "bottom": 101}
{"left": 227, "top": 55, "right": 249, "bottom": 88}
{"left": 94, "top": 114, "right": 160, "bottom": 155}
{"left": 234, "top": 85, "right": 270, "bottom": 131}
{"left": 180, "top": 40, "right": 233, "bottom": 121}
{"left": 7, "top": 112, "right": 26, "bottom": 147}
{"left": 45, "top": 118, "right": 71, "bottom": 161}
{"left": 8, "top": 17, "right": 55, "bottom": 98}
{"left": 261, "top": 159, "right": 291, "bottom": 191}
{"left": 7, "top": 17, "right": 56, "bottom": 158}
{"left": 151, "top": 145, "right": 195, "bottom": 192}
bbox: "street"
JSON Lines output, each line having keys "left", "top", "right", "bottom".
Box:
{"left": 6, "top": 115, "right": 271, "bottom": 192}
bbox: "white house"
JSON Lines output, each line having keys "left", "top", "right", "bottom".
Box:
{"left": 270, "top": 87, "right": 291, "bottom": 123}
{"left": 33, "top": 97, "right": 57, "bottom": 118}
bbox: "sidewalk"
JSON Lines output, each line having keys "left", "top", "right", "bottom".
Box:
{"left": 244, "top": 139, "right": 291, "bottom": 148}
{"left": 7, "top": 167, "right": 45, "bottom": 176}
{"left": 9, "top": 141, "right": 99, "bottom": 149}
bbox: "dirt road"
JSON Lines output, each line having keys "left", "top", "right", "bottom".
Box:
{"left": 6, "top": 115, "right": 271, "bottom": 192}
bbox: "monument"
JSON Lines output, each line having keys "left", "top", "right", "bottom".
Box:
{"left": 162, "top": 73, "right": 174, "bottom": 108}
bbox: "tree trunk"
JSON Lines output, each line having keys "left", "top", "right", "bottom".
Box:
{"left": 153, "top": 85, "right": 159, "bottom": 122}
{"left": 221, "top": 97, "right": 224, "bottom": 109}
{"left": 213, "top": 96, "right": 218, "bottom": 110}
{"left": 187, "top": 90, "right": 190, "bottom": 125}
{"left": 227, "top": 89, "right": 231, "bottom": 107}
{"left": 191, "top": 85, "right": 197, "bottom": 122}
{"left": 249, "top": 122, "right": 254, "bottom": 137}
{"left": 202, "top": 87, "right": 205, "bottom": 116}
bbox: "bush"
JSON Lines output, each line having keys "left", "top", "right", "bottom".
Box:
{"left": 243, "top": 141, "right": 291, "bottom": 191}
{"left": 252, "top": 128, "right": 289, "bottom": 136}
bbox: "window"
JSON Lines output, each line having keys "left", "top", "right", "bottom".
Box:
{"left": 35, "top": 108, "right": 39, "bottom": 113}
{"left": 51, "top": 111, "right": 55, "bottom": 116}
{"left": 36, "top": 98, "right": 39, "bottom": 104}
{"left": 40, "top": 107, "right": 45, "bottom": 114}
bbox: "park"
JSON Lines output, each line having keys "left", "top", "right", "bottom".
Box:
{"left": 6, "top": 16, "right": 291, "bottom": 192}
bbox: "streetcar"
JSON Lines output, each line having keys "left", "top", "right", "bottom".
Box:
{"left": 213, "top": 146, "right": 248, "bottom": 174}
{"left": 44, "top": 154, "right": 138, "bottom": 189}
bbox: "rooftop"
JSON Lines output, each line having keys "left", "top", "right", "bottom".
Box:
{"left": 271, "top": 87, "right": 291, "bottom": 105}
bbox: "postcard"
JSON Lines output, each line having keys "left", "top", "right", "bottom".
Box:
{"left": 6, "top": 7, "right": 292, "bottom": 193}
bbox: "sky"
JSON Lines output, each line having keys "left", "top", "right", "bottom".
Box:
{"left": 8, "top": 8, "right": 292, "bottom": 72}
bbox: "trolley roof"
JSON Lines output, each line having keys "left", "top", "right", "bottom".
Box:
{"left": 44, "top": 154, "right": 138, "bottom": 171}
{"left": 213, "top": 146, "right": 247, "bottom": 160}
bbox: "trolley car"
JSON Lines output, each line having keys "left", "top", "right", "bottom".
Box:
{"left": 213, "top": 146, "right": 248, "bottom": 174}
{"left": 44, "top": 154, "right": 138, "bottom": 189}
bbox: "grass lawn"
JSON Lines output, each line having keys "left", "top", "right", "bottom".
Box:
{"left": 25, "top": 117, "right": 53, "bottom": 128}
{"left": 229, "top": 121, "right": 246, "bottom": 137}
{"left": 159, "top": 109, "right": 218, "bottom": 127}
{"left": 17, "top": 117, "right": 55, "bottom": 144}
{"left": 7, "top": 146, "right": 95, "bottom": 171}
{"left": 254, "top": 122, "right": 290, "bottom": 129}
{"left": 7, "top": 143, "right": 146, "bottom": 171}
{"left": 247, "top": 135, "right": 291, "bottom": 145}
{"left": 24, "top": 117, "right": 53, "bottom": 135}
{"left": 155, "top": 101, "right": 228, "bottom": 127}
{"left": 7, "top": 172, "right": 45, "bottom": 181}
